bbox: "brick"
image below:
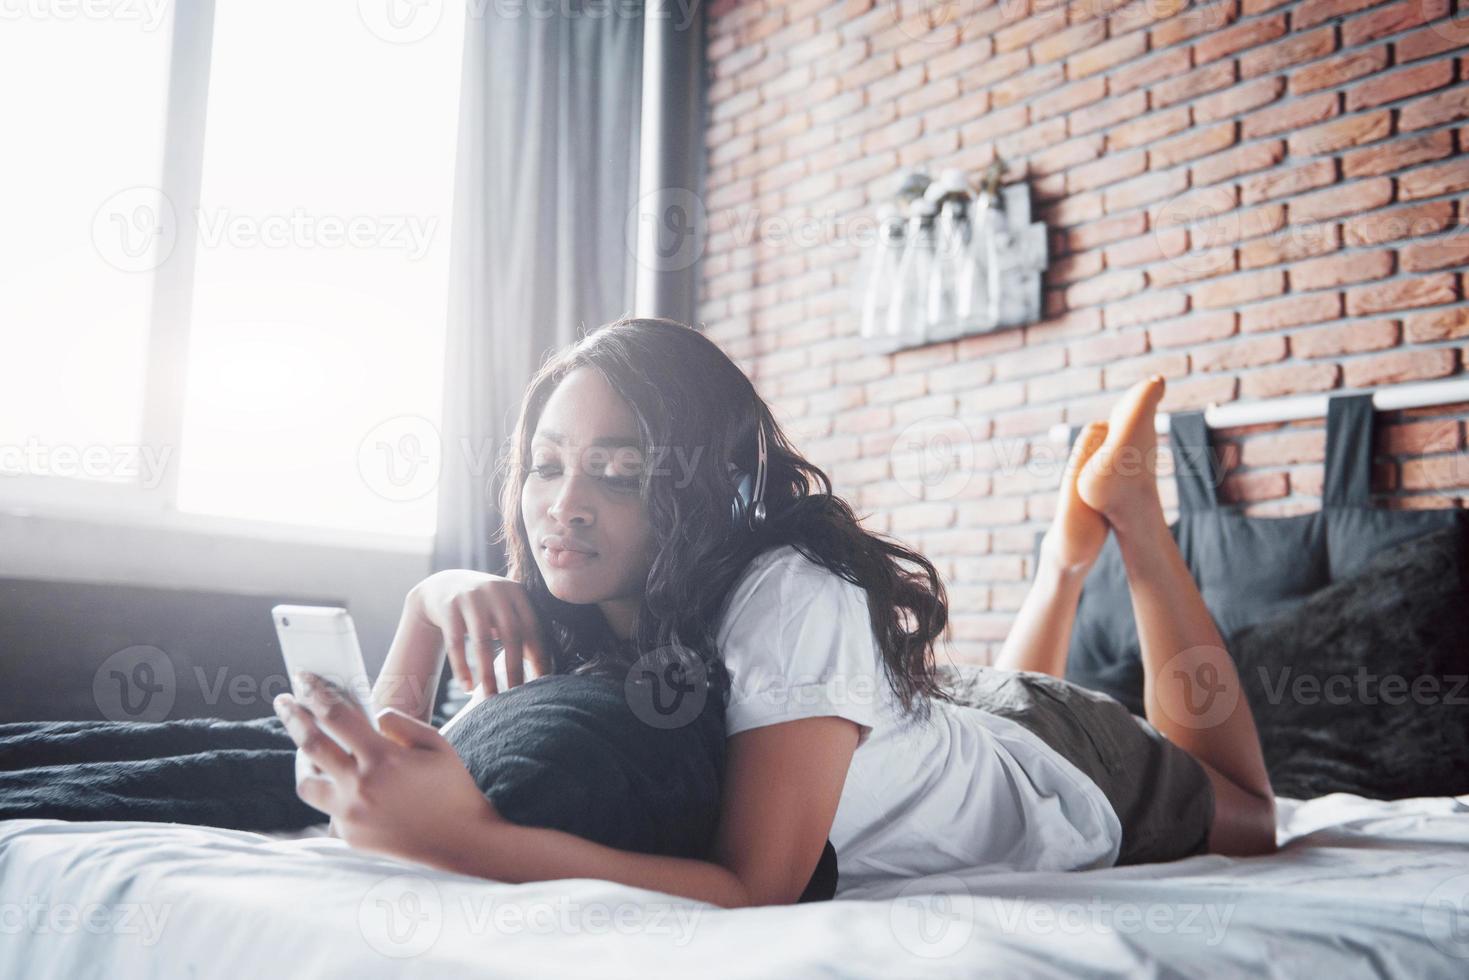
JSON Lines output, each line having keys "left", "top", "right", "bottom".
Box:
{"left": 1345, "top": 60, "right": 1454, "bottom": 112}
{"left": 1104, "top": 289, "right": 1191, "bottom": 329}
{"left": 1154, "top": 61, "right": 1237, "bottom": 108}
{"left": 1242, "top": 92, "right": 1338, "bottom": 139}
{"left": 1194, "top": 76, "right": 1286, "bottom": 123}
{"left": 1069, "top": 89, "right": 1148, "bottom": 138}
{"left": 1400, "top": 454, "right": 1469, "bottom": 491}
{"left": 1223, "top": 470, "right": 1290, "bottom": 504}
{"left": 1342, "top": 130, "right": 1455, "bottom": 178}
{"left": 1240, "top": 292, "right": 1344, "bottom": 333}
{"left": 1110, "top": 48, "right": 1193, "bottom": 95}
{"left": 1067, "top": 148, "right": 1148, "bottom": 193}
{"left": 1396, "top": 24, "right": 1465, "bottom": 63}
{"left": 1240, "top": 26, "right": 1337, "bottom": 77}
{"left": 1102, "top": 351, "right": 1191, "bottom": 389}
{"left": 1070, "top": 329, "right": 1150, "bottom": 366}
{"left": 1392, "top": 84, "right": 1469, "bottom": 130}
{"left": 1107, "top": 106, "right": 1192, "bottom": 152}
{"left": 1193, "top": 140, "right": 1287, "bottom": 187}
{"left": 1149, "top": 245, "right": 1237, "bottom": 286}
{"left": 1398, "top": 160, "right": 1469, "bottom": 201}
{"left": 1239, "top": 223, "right": 1340, "bottom": 269}
{"left": 1378, "top": 418, "right": 1464, "bottom": 455}
{"left": 1065, "top": 209, "right": 1149, "bottom": 250}
{"left": 1032, "top": 76, "right": 1107, "bottom": 121}
{"left": 1194, "top": 13, "right": 1286, "bottom": 64}
{"left": 1290, "top": 319, "right": 1400, "bottom": 358}
{"left": 1290, "top": 46, "right": 1389, "bottom": 96}
{"left": 1295, "top": 0, "right": 1387, "bottom": 30}
{"left": 1240, "top": 430, "right": 1327, "bottom": 467}
{"left": 1402, "top": 235, "right": 1469, "bottom": 272}
{"left": 1288, "top": 110, "right": 1391, "bottom": 158}
{"left": 1152, "top": 0, "right": 1240, "bottom": 48}
{"left": 1290, "top": 249, "right": 1394, "bottom": 291}
{"left": 1345, "top": 272, "right": 1459, "bottom": 315}
{"left": 1240, "top": 362, "right": 1341, "bottom": 399}
{"left": 1105, "top": 226, "right": 1188, "bottom": 269}
{"left": 1193, "top": 269, "right": 1287, "bottom": 308}
{"left": 1033, "top": 19, "right": 1107, "bottom": 65}
{"left": 1341, "top": 0, "right": 1452, "bottom": 47}
{"left": 1342, "top": 347, "right": 1458, "bottom": 388}
{"left": 1065, "top": 269, "right": 1147, "bottom": 308}
{"left": 1290, "top": 177, "right": 1394, "bottom": 223}
{"left": 1104, "top": 168, "right": 1191, "bottom": 213}
{"left": 1240, "top": 158, "right": 1337, "bottom": 205}
{"left": 1193, "top": 334, "right": 1289, "bottom": 373}
{"left": 1067, "top": 31, "right": 1148, "bottom": 79}
{"left": 1150, "top": 123, "right": 1238, "bottom": 170}
{"left": 994, "top": 62, "right": 1067, "bottom": 109}
{"left": 959, "top": 104, "right": 1029, "bottom": 145}
{"left": 1404, "top": 306, "right": 1469, "bottom": 342}
{"left": 1149, "top": 311, "right": 1239, "bottom": 348}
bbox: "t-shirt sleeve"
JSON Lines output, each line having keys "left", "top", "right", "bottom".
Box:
{"left": 718, "top": 559, "right": 885, "bottom": 748}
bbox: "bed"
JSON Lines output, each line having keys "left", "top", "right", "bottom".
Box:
{"left": 3, "top": 792, "right": 1467, "bottom": 978}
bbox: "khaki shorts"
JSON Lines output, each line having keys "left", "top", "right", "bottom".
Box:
{"left": 936, "top": 664, "right": 1216, "bottom": 866}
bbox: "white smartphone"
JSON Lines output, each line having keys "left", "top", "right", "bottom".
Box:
{"left": 271, "top": 604, "right": 380, "bottom": 750}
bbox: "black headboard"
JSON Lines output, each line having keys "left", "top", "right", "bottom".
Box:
{"left": 0, "top": 577, "right": 347, "bottom": 724}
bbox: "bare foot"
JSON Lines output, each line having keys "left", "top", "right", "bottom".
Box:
{"left": 1040, "top": 420, "right": 1110, "bottom": 575}
{"left": 1076, "top": 376, "right": 1167, "bottom": 534}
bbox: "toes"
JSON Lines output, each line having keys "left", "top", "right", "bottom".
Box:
{"left": 1068, "top": 421, "right": 1109, "bottom": 472}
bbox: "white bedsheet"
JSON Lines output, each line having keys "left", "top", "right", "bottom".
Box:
{"left": 2, "top": 793, "right": 1468, "bottom": 978}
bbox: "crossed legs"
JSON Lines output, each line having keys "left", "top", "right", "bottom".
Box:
{"left": 994, "top": 376, "right": 1277, "bottom": 857}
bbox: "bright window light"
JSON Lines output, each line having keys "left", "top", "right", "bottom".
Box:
{"left": 0, "top": 10, "right": 174, "bottom": 483}
{"left": 177, "top": 0, "right": 465, "bottom": 537}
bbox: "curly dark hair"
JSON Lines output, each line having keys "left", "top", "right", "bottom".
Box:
{"left": 493, "top": 316, "right": 960, "bottom": 724}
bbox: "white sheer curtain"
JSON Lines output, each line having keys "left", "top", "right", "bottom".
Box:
{"left": 432, "top": 2, "right": 647, "bottom": 574}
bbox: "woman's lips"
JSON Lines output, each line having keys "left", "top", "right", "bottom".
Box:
{"left": 544, "top": 545, "right": 597, "bottom": 568}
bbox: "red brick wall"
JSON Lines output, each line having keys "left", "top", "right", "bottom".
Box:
{"left": 698, "top": 0, "right": 1469, "bottom": 663}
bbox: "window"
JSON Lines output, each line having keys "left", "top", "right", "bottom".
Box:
{"left": 0, "top": 0, "right": 465, "bottom": 541}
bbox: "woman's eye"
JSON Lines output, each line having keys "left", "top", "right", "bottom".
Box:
{"left": 602, "top": 475, "right": 641, "bottom": 492}
{"left": 531, "top": 463, "right": 560, "bottom": 479}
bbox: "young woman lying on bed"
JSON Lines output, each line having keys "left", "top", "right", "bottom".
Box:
{"left": 273, "top": 316, "right": 1278, "bottom": 909}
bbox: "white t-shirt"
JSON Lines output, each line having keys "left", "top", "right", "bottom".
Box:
{"left": 713, "top": 544, "right": 1123, "bottom": 888}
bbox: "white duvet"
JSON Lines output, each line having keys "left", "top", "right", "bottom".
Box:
{"left": 2, "top": 793, "right": 1468, "bottom": 978}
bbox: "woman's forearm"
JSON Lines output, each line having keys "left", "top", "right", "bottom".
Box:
{"left": 371, "top": 591, "right": 444, "bottom": 724}
{"left": 423, "top": 812, "right": 754, "bottom": 910}
{"left": 993, "top": 553, "right": 1089, "bottom": 678}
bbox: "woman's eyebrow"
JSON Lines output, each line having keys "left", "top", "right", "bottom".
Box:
{"left": 534, "top": 429, "right": 641, "bottom": 448}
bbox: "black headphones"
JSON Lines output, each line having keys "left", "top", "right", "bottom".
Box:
{"left": 726, "top": 421, "right": 768, "bottom": 532}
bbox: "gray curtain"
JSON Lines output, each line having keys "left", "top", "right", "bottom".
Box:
{"left": 432, "top": 3, "right": 646, "bottom": 575}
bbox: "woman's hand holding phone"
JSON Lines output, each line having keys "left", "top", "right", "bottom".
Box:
{"left": 407, "top": 570, "right": 551, "bottom": 698}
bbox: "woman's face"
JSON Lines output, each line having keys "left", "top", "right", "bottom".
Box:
{"left": 522, "top": 368, "right": 656, "bottom": 639}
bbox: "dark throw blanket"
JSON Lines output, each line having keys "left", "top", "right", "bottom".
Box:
{"left": 0, "top": 716, "right": 325, "bottom": 832}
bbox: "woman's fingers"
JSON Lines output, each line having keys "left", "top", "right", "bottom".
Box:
{"left": 294, "top": 677, "right": 381, "bottom": 762}
{"left": 460, "top": 592, "right": 500, "bottom": 696}
{"left": 441, "top": 602, "right": 472, "bottom": 693}
{"left": 512, "top": 588, "right": 552, "bottom": 681}
{"left": 276, "top": 693, "right": 355, "bottom": 781}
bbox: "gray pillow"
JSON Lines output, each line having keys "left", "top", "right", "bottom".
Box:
{"left": 1228, "top": 525, "right": 1469, "bottom": 799}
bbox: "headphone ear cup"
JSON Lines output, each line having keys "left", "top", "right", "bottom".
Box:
{"left": 728, "top": 465, "right": 753, "bottom": 529}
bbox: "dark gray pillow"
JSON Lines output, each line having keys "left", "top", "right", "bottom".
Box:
{"left": 1229, "top": 525, "right": 1469, "bottom": 800}
{"left": 440, "top": 671, "right": 727, "bottom": 860}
